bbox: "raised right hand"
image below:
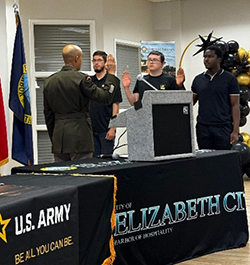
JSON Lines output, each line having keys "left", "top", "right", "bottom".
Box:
{"left": 122, "top": 71, "right": 131, "bottom": 89}
{"left": 105, "top": 54, "right": 116, "bottom": 75}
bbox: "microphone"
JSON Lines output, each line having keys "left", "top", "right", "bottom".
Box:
{"left": 137, "top": 73, "right": 144, "bottom": 81}
{"left": 97, "top": 153, "right": 120, "bottom": 159}
{"left": 137, "top": 74, "right": 158, "bottom": 91}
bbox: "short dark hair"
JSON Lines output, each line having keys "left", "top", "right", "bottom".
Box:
{"left": 205, "top": 46, "right": 223, "bottom": 59}
{"left": 93, "top": 50, "right": 107, "bottom": 62}
{"left": 148, "top": 50, "right": 165, "bottom": 63}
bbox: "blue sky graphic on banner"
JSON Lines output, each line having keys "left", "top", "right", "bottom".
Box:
{"left": 140, "top": 41, "right": 176, "bottom": 76}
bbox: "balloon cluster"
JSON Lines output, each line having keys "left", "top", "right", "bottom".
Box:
{"left": 213, "top": 40, "right": 250, "bottom": 126}
{"left": 232, "top": 133, "right": 250, "bottom": 178}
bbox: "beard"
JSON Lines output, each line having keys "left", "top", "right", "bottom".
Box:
{"left": 94, "top": 66, "right": 105, "bottom": 73}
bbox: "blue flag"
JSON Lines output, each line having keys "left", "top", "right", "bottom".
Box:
{"left": 9, "top": 14, "right": 33, "bottom": 165}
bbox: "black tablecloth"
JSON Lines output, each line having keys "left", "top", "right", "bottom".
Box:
{"left": 10, "top": 150, "right": 249, "bottom": 265}
{"left": 0, "top": 174, "right": 115, "bottom": 265}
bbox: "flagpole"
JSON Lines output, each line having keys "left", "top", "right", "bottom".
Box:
{"left": 13, "top": 2, "right": 19, "bottom": 26}
{"left": 13, "top": 2, "right": 19, "bottom": 14}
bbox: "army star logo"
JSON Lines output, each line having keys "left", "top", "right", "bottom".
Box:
{"left": 0, "top": 214, "right": 11, "bottom": 243}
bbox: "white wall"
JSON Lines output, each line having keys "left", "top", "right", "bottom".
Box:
{"left": 103, "top": 0, "right": 154, "bottom": 53}
{"left": 153, "top": 1, "right": 182, "bottom": 64}
{"left": 19, "top": 0, "right": 105, "bottom": 64}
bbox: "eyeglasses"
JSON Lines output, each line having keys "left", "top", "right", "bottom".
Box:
{"left": 147, "top": 58, "right": 161, "bottom": 63}
{"left": 92, "top": 59, "right": 104, "bottom": 63}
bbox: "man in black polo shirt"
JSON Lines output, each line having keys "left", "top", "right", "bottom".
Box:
{"left": 192, "top": 45, "right": 240, "bottom": 150}
{"left": 122, "top": 50, "right": 185, "bottom": 106}
{"left": 90, "top": 51, "right": 122, "bottom": 157}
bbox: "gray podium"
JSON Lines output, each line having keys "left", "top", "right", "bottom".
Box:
{"left": 109, "top": 90, "right": 195, "bottom": 161}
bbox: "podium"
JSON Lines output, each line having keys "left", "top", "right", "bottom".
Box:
{"left": 109, "top": 90, "right": 195, "bottom": 161}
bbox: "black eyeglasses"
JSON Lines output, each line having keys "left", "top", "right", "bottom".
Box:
{"left": 147, "top": 58, "right": 161, "bottom": 63}
{"left": 92, "top": 59, "right": 104, "bottom": 63}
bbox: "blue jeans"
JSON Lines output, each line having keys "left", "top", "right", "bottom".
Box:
{"left": 93, "top": 132, "right": 115, "bottom": 157}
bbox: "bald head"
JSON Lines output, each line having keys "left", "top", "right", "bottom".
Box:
{"left": 62, "top": 44, "right": 83, "bottom": 70}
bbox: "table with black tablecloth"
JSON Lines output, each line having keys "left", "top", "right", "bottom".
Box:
{"left": 0, "top": 174, "right": 115, "bottom": 265}
{"left": 10, "top": 150, "right": 249, "bottom": 265}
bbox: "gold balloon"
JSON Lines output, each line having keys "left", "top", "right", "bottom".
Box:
{"left": 247, "top": 68, "right": 250, "bottom": 76}
{"left": 238, "top": 47, "right": 248, "bottom": 62}
{"left": 241, "top": 132, "right": 250, "bottom": 143}
{"left": 237, "top": 73, "right": 250, "bottom": 86}
{"left": 247, "top": 139, "right": 250, "bottom": 148}
{"left": 231, "top": 69, "right": 237, "bottom": 75}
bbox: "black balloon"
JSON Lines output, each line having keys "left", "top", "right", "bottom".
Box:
{"left": 238, "top": 133, "right": 244, "bottom": 142}
{"left": 240, "top": 116, "right": 247, "bottom": 127}
{"left": 240, "top": 86, "right": 250, "bottom": 102}
{"left": 214, "top": 40, "right": 228, "bottom": 55}
{"left": 240, "top": 103, "right": 250, "bottom": 116}
{"left": 231, "top": 141, "right": 250, "bottom": 166}
{"left": 222, "top": 54, "right": 237, "bottom": 69}
{"left": 227, "top": 40, "right": 239, "bottom": 54}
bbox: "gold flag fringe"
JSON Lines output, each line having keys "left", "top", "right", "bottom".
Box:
{"left": 102, "top": 176, "right": 117, "bottom": 265}
{"left": 0, "top": 157, "right": 9, "bottom": 167}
